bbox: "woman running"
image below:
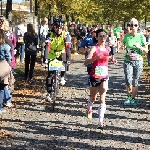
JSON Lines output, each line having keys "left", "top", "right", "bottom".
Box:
{"left": 123, "top": 18, "right": 148, "bottom": 106}
{"left": 84, "top": 29, "right": 117, "bottom": 129}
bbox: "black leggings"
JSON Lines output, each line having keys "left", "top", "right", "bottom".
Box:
{"left": 25, "top": 54, "right": 36, "bottom": 79}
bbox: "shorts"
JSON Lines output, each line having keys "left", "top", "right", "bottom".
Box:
{"left": 89, "top": 76, "right": 108, "bottom": 87}
{"left": 109, "top": 46, "right": 115, "bottom": 55}
{"left": 123, "top": 60, "right": 143, "bottom": 86}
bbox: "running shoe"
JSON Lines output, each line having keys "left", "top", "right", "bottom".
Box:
{"left": 124, "top": 95, "right": 132, "bottom": 105}
{"left": 85, "top": 109, "right": 92, "bottom": 119}
{"left": 6, "top": 102, "right": 13, "bottom": 108}
{"left": 130, "top": 98, "right": 137, "bottom": 106}
{"left": 97, "top": 122, "right": 104, "bottom": 130}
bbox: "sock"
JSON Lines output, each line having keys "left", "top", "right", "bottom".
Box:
{"left": 98, "top": 104, "right": 106, "bottom": 123}
{"left": 87, "top": 97, "right": 93, "bottom": 110}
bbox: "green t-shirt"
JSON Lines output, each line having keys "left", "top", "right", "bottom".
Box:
{"left": 122, "top": 33, "right": 146, "bottom": 61}
{"left": 113, "top": 27, "right": 122, "bottom": 38}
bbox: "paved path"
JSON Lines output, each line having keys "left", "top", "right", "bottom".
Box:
{"left": 0, "top": 52, "right": 150, "bottom": 150}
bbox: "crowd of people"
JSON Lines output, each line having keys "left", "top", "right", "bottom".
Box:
{"left": 0, "top": 16, "right": 38, "bottom": 113}
{"left": 82, "top": 18, "right": 149, "bottom": 129}
{"left": 0, "top": 16, "right": 149, "bottom": 130}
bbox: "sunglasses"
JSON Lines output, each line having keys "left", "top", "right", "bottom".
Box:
{"left": 130, "top": 24, "right": 138, "bottom": 27}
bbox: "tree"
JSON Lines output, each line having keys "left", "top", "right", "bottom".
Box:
{"left": 38, "top": 0, "right": 150, "bottom": 25}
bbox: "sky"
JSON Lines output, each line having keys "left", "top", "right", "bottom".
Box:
{"left": 3, "top": 0, "right": 24, "bottom": 4}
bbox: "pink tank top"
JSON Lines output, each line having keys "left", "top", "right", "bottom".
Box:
{"left": 90, "top": 46, "right": 109, "bottom": 79}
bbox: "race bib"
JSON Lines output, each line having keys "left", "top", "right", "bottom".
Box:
{"left": 95, "top": 66, "right": 108, "bottom": 77}
{"left": 127, "top": 48, "right": 138, "bottom": 55}
{"left": 127, "top": 48, "right": 141, "bottom": 60}
{"left": 49, "top": 59, "right": 65, "bottom": 71}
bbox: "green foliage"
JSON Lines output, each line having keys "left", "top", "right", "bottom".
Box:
{"left": 38, "top": 0, "right": 150, "bottom": 24}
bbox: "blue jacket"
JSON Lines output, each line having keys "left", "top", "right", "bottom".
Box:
{"left": 79, "top": 35, "right": 97, "bottom": 67}
{"left": 0, "top": 43, "right": 11, "bottom": 62}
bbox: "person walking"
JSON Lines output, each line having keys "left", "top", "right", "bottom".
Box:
{"left": 15, "top": 19, "right": 26, "bottom": 64}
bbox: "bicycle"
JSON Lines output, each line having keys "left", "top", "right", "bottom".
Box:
{"left": 46, "top": 58, "right": 66, "bottom": 111}
{"left": 45, "top": 36, "right": 71, "bottom": 111}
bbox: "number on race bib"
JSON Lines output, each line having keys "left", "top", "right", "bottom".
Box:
{"left": 50, "top": 61, "right": 63, "bottom": 67}
{"left": 49, "top": 60, "right": 65, "bottom": 71}
{"left": 95, "top": 66, "right": 108, "bottom": 77}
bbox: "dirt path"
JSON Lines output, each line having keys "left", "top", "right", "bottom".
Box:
{"left": 0, "top": 51, "right": 150, "bottom": 150}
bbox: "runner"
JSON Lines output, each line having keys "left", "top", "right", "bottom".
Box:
{"left": 113, "top": 25, "right": 122, "bottom": 53}
{"left": 122, "top": 18, "right": 148, "bottom": 106}
{"left": 39, "top": 17, "right": 49, "bottom": 67}
{"left": 84, "top": 29, "right": 117, "bottom": 129}
{"left": 107, "top": 30, "right": 117, "bottom": 60}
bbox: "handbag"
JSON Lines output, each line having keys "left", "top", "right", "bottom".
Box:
{"left": 0, "top": 60, "right": 11, "bottom": 81}
{"left": 29, "top": 44, "right": 37, "bottom": 51}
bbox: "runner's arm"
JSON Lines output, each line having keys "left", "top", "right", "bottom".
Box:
{"left": 134, "top": 35, "right": 148, "bottom": 53}
{"left": 135, "top": 45, "right": 148, "bottom": 53}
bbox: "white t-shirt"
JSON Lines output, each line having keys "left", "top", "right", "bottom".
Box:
{"left": 40, "top": 24, "right": 49, "bottom": 38}
{"left": 107, "top": 36, "right": 116, "bottom": 46}
{"left": 15, "top": 24, "right": 26, "bottom": 37}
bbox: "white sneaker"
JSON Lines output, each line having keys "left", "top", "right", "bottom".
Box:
{"left": 6, "top": 102, "right": 13, "bottom": 107}
{"left": 60, "top": 77, "right": 66, "bottom": 86}
{"left": 46, "top": 94, "right": 51, "bottom": 101}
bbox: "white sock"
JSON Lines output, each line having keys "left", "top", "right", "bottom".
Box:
{"left": 98, "top": 104, "right": 106, "bottom": 123}
{"left": 87, "top": 97, "right": 93, "bottom": 110}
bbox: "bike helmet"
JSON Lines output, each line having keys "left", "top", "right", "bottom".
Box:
{"left": 53, "top": 17, "right": 64, "bottom": 28}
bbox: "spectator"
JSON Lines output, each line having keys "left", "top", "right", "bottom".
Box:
{"left": 15, "top": 19, "right": 26, "bottom": 64}
{"left": 39, "top": 17, "right": 49, "bottom": 67}
{"left": 0, "top": 29, "right": 13, "bottom": 112}
{"left": 24, "top": 24, "right": 38, "bottom": 82}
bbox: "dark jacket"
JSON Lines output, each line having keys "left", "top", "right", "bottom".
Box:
{"left": 24, "top": 32, "right": 38, "bottom": 55}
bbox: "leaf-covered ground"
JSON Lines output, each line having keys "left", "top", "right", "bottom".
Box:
{"left": 0, "top": 52, "right": 150, "bottom": 150}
